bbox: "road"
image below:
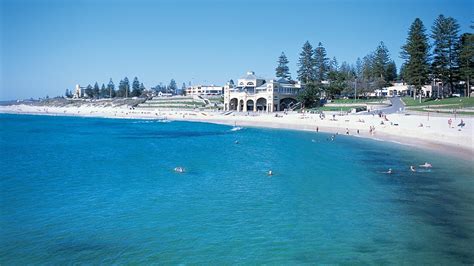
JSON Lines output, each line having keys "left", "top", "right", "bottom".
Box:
{"left": 365, "top": 96, "right": 405, "bottom": 115}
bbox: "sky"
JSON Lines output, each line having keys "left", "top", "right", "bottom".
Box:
{"left": 0, "top": 0, "right": 472, "bottom": 100}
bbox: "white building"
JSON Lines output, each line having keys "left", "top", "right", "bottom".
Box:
{"left": 157, "top": 91, "right": 173, "bottom": 97}
{"left": 185, "top": 85, "right": 223, "bottom": 96}
{"left": 73, "top": 84, "right": 85, "bottom": 98}
{"left": 375, "top": 83, "right": 433, "bottom": 97}
{"left": 384, "top": 82, "right": 409, "bottom": 96}
{"left": 224, "top": 71, "right": 303, "bottom": 112}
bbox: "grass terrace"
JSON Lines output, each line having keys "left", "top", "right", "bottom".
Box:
{"left": 328, "top": 98, "right": 385, "bottom": 104}
{"left": 308, "top": 106, "right": 367, "bottom": 112}
{"left": 402, "top": 96, "right": 474, "bottom": 116}
{"left": 136, "top": 96, "right": 220, "bottom": 110}
{"left": 402, "top": 96, "right": 474, "bottom": 108}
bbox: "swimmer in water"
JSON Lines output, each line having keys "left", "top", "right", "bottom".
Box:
{"left": 386, "top": 168, "right": 392, "bottom": 174}
{"left": 410, "top": 165, "right": 416, "bottom": 172}
{"left": 234, "top": 140, "right": 239, "bottom": 144}
{"left": 268, "top": 170, "right": 273, "bottom": 176}
{"left": 174, "top": 167, "right": 185, "bottom": 173}
{"left": 419, "top": 162, "right": 432, "bottom": 168}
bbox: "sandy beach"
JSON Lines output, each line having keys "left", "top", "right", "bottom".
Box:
{"left": 1, "top": 104, "right": 472, "bottom": 160}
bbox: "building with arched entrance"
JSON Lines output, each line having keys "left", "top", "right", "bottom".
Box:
{"left": 224, "top": 71, "right": 303, "bottom": 112}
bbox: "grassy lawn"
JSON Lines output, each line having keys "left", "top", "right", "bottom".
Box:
{"left": 428, "top": 110, "right": 474, "bottom": 115}
{"left": 146, "top": 101, "right": 205, "bottom": 105}
{"left": 329, "top": 98, "right": 384, "bottom": 104}
{"left": 402, "top": 96, "right": 474, "bottom": 108}
{"left": 408, "top": 108, "right": 474, "bottom": 116}
{"left": 309, "top": 106, "right": 366, "bottom": 112}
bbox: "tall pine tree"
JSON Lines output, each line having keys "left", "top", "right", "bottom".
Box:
{"left": 314, "top": 42, "right": 329, "bottom": 82}
{"left": 401, "top": 18, "right": 430, "bottom": 99}
{"left": 168, "top": 79, "right": 177, "bottom": 94}
{"left": 107, "top": 78, "right": 115, "bottom": 98}
{"left": 431, "top": 15, "right": 460, "bottom": 96}
{"left": 123, "top": 77, "right": 130, "bottom": 98}
{"left": 297, "top": 41, "right": 315, "bottom": 83}
{"left": 385, "top": 61, "right": 397, "bottom": 82}
{"left": 85, "top": 84, "right": 93, "bottom": 98}
{"left": 131, "top": 77, "right": 141, "bottom": 97}
{"left": 373, "top": 41, "right": 390, "bottom": 80}
{"left": 330, "top": 57, "right": 339, "bottom": 72}
{"left": 117, "top": 78, "right": 129, "bottom": 98}
{"left": 458, "top": 32, "right": 474, "bottom": 97}
{"left": 275, "top": 52, "right": 291, "bottom": 80}
{"left": 100, "top": 83, "right": 107, "bottom": 98}
{"left": 93, "top": 82, "right": 100, "bottom": 98}
{"left": 359, "top": 54, "right": 376, "bottom": 96}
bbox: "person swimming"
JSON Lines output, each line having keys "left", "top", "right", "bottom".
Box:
{"left": 419, "top": 162, "right": 432, "bottom": 168}
{"left": 234, "top": 140, "right": 239, "bottom": 144}
{"left": 268, "top": 170, "right": 273, "bottom": 176}
{"left": 410, "top": 165, "right": 416, "bottom": 172}
{"left": 386, "top": 168, "right": 392, "bottom": 174}
{"left": 174, "top": 167, "right": 185, "bottom": 173}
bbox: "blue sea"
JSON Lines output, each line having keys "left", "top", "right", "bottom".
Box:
{"left": 0, "top": 114, "right": 473, "bottom": 264}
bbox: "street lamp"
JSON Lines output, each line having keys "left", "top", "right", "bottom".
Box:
{"left": 354, "top": 78, "right": 357, "bottom": 100}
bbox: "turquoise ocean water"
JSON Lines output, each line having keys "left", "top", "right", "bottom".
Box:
{"left": 0, "top": 114, "right": 473, "bottom": 264}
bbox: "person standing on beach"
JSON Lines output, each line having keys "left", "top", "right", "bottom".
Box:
{"left": 448, "top": 118, "right": 452, "bottom": 128}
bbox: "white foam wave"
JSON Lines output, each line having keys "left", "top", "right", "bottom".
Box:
{"left": 230, "top": 126, "right": 243, "bottom": 131}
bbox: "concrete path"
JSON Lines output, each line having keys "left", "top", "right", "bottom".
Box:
{"left": 364, "top": 96, "right": 405, "bottom": 115}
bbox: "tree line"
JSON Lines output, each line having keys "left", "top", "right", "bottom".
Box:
{"left": 276, "top": 41, "right": 399, "bottom": 107}
{"left": 275, "top": 14, "right": 472, "bottom": 107}
{"left": 65, "top": 77, "right": 180, "bottom": 99}
{"left": 401, "top": 15, "right": 472, "bottom": 99}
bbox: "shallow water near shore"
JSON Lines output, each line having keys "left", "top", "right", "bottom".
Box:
{"left": 1, "top": 113, "right": 473, "bottom": 264}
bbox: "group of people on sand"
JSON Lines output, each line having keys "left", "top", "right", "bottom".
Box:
{"left": 369, "top": 126, "right": 376, "bottom": 135}
{"left": 448, "top": 118, "right": 466, "bottom": 129}
{"left": 385, "top": 162, "right": 432, "bottom": 174}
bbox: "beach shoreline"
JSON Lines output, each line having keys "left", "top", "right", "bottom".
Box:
{"left": 1, "top": 104, "right": 472, "bottom": 161}
{"left": 170, "top": 115, "right": 473, "bottom": 161}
